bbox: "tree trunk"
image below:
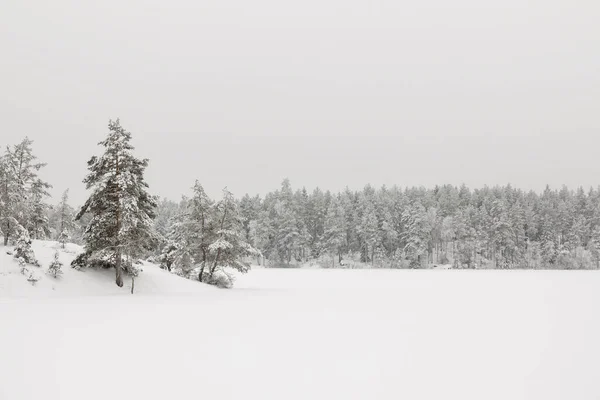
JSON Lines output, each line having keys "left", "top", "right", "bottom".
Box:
{"left": 210, "top": 249, "right": 221, "bottom": 278}
{"left": 114, "top": 151, "right": 123, "bottom": 287}
{"left": 115, "top": 247, "right": 124, "bottom": 287}
{"left": 199, "top": 262, "right": 205, "bottom": 282}
{"left": 131, "top": 276, "right": 135, "bottom": 294}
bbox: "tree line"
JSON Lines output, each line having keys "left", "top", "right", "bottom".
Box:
{"left": 212, "top": 179, "right": 600, "bottom": 270}
{"left": 2, "top": 120, "right": 599, "bottom": 291}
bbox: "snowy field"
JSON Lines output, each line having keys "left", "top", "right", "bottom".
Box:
{"left": 1, "top": 243, "right": 600, "bottom": 400}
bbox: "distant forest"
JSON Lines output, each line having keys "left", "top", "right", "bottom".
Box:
{"left": 3, "top": 130, "right": 600, "bottom": 277}
{"left": 153, "top": 179, "right": 600, "bottom": 270}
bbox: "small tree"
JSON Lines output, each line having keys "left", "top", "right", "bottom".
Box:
{"left": 13, "top": 231, "right": 39, "bottom": 266}
{"left": 47, "top": 251, "right": 63, "bottom": 278}
{"left": 58, "top": 230, "right": 70, "bottom": 249}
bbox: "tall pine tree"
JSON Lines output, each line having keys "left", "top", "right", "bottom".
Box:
{"left": 75, "top": 119, "right": 157, "bottom": 287}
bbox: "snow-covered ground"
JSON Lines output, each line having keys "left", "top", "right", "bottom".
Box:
{"left": 0, "top": 240, "right": 214, "bottom": 297}
{"left": 1, "top": 242, "right": 599, "bottom": 400}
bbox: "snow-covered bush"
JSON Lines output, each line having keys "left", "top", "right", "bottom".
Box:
{"left": 27, "top": 272, "right": 40, "bottom": 286}
{"left": 71, "top": 249, "right": 134, "bottom": 273}
{"left": 158, "top": 242, "right": 178, "bottom": 271}
{"left": 146, "top": 255, "right": 160, "bottom": 264}
{"left": 70, "top": 251, "right": 90, "bottom": 270}
{"left": 13, "top": 232, "right": 40, "bottom": 266}
{"left": 18, "top": 258, "right": 28, "bottom": 275}
{"left": 204, "top": 269, "right": 235, "bottom": 289}
{"left": 47, "top": 251, "right": 63, "bottom": 278}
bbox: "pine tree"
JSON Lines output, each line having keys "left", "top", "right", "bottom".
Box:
{"left": 58, "top": 230, "right": 71, "bottom": 249}
{"left": 357, "top": 197, "right": 378, "bottom": 263}
{"left": 153, "top": 198, "right": 179, "bottom": 244}
{"left": 207, "top": 188, "right": 259, "bottom": 284}
{"left": 75, "top": 119, "right": 158, "bottom": 287}
{"left": 47, "top": 250, "right": 63, "bottom": 278}
{"left": 0, "top": 138, "right": 51, "bottom": 245}
{"left": 323, "top": 196, "right": 347, "bottom": 267}
{"left": 590, "top": 226, "right": 600, "bottom": 269}
{"left": 401, "top": 203, "right": 430, "bottom": 268}
{"left": 169, "top": 181, "right": 216, "bottom": 280}
{"left": 13, "top": 230, "right": 39, "bottom": 266}
{"left": 55, "top": 189, "right": 75, "bottom": 247}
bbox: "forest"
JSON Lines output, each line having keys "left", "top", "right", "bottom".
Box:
{"left": 2, "top": 121, "right": 600, "bottom": 291}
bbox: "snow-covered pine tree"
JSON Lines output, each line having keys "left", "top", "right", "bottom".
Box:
{"left": 401, "top": 203, "right": 430, "bottom": 268}
{"left": 13, "top": 230, "right": 40, "bottom": 266}
{"left": 1, "top": 139, "right": 48, "bottom": 245}
{"left": 357, "top": 197, "right": 378, "bottom": 264}
{"left": 75, "top": 119, "right": 158, "bottom": 287}
{"left": 58, "top": 230, "right": 71, "bottom": 249}
{"left": 55, "top": 189, "right": 75, "bottom": 245}
{"left": 186, "top": 181, "right": 216, "bottom": 280}
{"left": 590, "top": 226, "right": 600, "bottom": 269}
{"left": 206, "top": 188, "right": 260, "bottom": 286}
{"left": 167, "top": 182, "right": 217, "bottom": 280}
{"left": 153, "top": 197, "right": 180, "bottom": 247}
{"left": 47, "top": 250, "right": 63, "bottom": 278}
{"left": 28, "top": 177, "right": 52, "bottom": 239}
{"left": 323, "top": 196, "right": 347, "bottom": 267}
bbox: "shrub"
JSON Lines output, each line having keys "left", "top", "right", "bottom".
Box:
{"left": 204, "top": 269, "right": 235, "bottom": 289}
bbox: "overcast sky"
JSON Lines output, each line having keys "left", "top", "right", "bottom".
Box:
{"left": 1, "top": 0, "right": 599, "bottom": 206}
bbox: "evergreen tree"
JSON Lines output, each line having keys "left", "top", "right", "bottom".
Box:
{"left": 75, "top": 119, "right": 157, "bottom": 287}
{"left": 0, "top": 138, "right": 51, "bottom": 245}
{"left": 153, "top": 198, "right": 180, "bottom": 245}
{"left": 323, "top": 196, "right": 347, "bottom": 266}
{"left": 207, "top": 188, "right": 259, "bottom": 281}
{"left": 170, "top": 181, "right": 216, "bottom": 280}
{"left": 13, "top": 230, "right": 39, "bottom": 266}
{"left": 55, "top": 189, "right": 75, "bottom": 247}
{"left": 47, "top": 250, "right": 63, "bottom": 278}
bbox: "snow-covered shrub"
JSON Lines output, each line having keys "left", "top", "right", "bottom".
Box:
{"left": 71, "top": 251, "right": 90, "bottom": 270}
{"left": 71, "top": 249, "right": 134, "bottom": 274}
{"left": 18, "top": 258, "right": 28, "bottom": 275}
{"left": 146, "top": 255, "right": 160, "bottom": 264}
{"left": 13, "top": 232, "right": 40, "bottom": 266}
{"left": 158, "top": 242, "right": 178, "bottom": 271}
{"left": 27, "top": 272, "right": 40, "bottom": 286}
{"left": 47, "top": 251, "right": 63, "bottom": 278}
{"left": 205, "top": 269, "right": 235, "bottom": 289}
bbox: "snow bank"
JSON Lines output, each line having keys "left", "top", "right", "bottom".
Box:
{"left": 0, "top": 240, "right": 215, "bottom": 297}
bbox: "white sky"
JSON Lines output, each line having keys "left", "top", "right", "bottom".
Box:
{"left": 1, "top": 0, "right": 599, "bottom": 206}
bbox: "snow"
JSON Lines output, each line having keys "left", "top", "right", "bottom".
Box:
{"left": 1, "top": 242, "right": 600, "bottom": 400}
{"left": 0, "top": 240, "right": 214, "bottom": 297}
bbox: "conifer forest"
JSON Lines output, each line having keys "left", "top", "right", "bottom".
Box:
{"left": 2, "top": 120, "right": 600, "bottom": 291}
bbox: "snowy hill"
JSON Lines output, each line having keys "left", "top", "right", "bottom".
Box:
{"left": 0, "top": 240, "right": 215, "bottom": 297}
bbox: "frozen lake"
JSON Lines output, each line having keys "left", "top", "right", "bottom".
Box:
{"left": 1, "top": 267, "right": 599, "bottom": 400}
